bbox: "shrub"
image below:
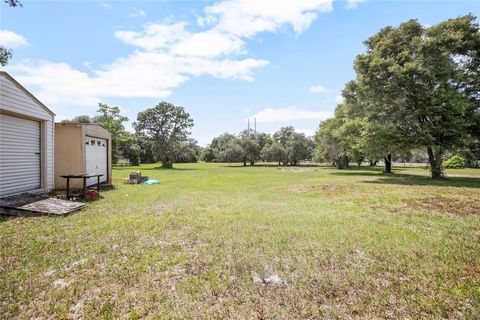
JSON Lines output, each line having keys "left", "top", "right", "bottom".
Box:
{"left": 442, "top": 155, "right": 465, "bottom": 169}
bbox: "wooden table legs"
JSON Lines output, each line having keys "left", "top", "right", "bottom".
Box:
{"left": 66, "top": 177, "right": 70, "bottom": 200}
{"left": 82, "top": 177, "right": 87, "bottom": 198}
{"left": 61, "top": 174, "right": 104, "bottom": 200}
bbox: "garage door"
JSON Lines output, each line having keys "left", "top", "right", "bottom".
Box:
{"left": 0, "top": 114, "right": 41, "bottom": 196}
{"left": 85, "top": 136, "right": 107, "bottom": 186}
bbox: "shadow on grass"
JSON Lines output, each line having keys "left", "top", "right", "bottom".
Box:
{"left": 219, "top": 163, "right": 335, "bottom": 168}
{"left": 144, "top": 167, "right": 199, "bottom": 171}
{"left": 330, "top": 170, "right": 480, "bottom": 188}
{"left": 329, "top": 170, "right": 385, "bottom": 177}
{"left": 0, "top": 215, "right": 14, "bottom": 223}
{"left": 114, "top": 166, "right": 198, "bottom": 171}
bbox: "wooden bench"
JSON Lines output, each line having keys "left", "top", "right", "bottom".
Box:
{"left": 60, "top": 173, "right": 104, "bottom": 200}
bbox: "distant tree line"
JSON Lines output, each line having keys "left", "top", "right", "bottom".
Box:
{"left": 202, "top": 126, "right": 315, "bottom": 166}
{"left": 63, "top": 101, "right": 199, "bottom": 168}
{"left": 315, "top": 15, "right": 480, "bottom": 178}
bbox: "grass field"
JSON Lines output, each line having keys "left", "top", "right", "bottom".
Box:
{"left": 1, "top": 163, "right": 479, "bottom": 319}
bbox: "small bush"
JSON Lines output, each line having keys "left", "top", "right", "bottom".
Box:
{"left": 442, "top": 155, "right": 465, "bottom": 169}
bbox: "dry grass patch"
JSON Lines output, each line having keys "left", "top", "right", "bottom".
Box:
{"left": 403, "top": 196, "right": 480, "bottom": 217}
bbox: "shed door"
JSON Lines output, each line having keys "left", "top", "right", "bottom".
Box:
{"left": 0, "top": 114, "right": 41, "bottom": 196}
{"left": 85, "top": 136, "right": 107, "bottom": 186}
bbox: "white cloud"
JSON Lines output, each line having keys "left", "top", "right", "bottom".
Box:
{"left": 116, "top": 23, "right": 245, "bottom": 58}
{"left": 12, "top": 61, "right": 101, "bottom": 108}
{"left": 115, "top": 22, "right": 188, "bottom": 51}
{"left": 346, "top": 0, "right": 365, "bottom": 10}
{"left": 100, "top": 3, "right": 112, "bottom": 10}
{"left": 171, "top": 30, "right": 245, "bottom": 57}
{"left": 335, "top": 95, "right": 344, "bottom": 104}
{"left": 252, "top": 107, "right": 332, "bottom": 123}
{"left": 202, "top": 0, "right": 333, "bottom": 37}
{"left": 309, "top": 85, "right": 327, "bottom": 93}
{"left": 8, "top": 0, "right": 335, "bottom": 111}
{"left": 0, "top": 30, "right": 29, "bottom": 48}
{"left": 177, "top": 56, "right": 268, "bottom": 81}
{"left": 296, "top": 128, "right": 316, "bottom": 137}
{"left": 128, "top": 8, "right": 146, "bottom": 18}
{"left": 10, "top": 52, "right": 267, "bottom": 109}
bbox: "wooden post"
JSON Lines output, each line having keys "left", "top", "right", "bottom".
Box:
{"left": 66, "top": 177, "right": 70, "bottom": 200}
{"left": 82, "top": 177, "right": 87, "bottom": 198}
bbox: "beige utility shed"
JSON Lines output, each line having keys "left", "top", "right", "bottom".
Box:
{"left": 0, "top": 71, "right": 55, "bottom": 197}
{"left": 55, "top": 123, "right": 112, "bottom": 189}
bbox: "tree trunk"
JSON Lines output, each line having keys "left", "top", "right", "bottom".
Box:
{"left": 335, "top": 156, "right": 349, "bottom": 169}
{"left": 357, "top": 161, "right": 361, "bottom": 170}
{"left": 427, "top": 147, "right": 444, "bottom": 179}
{"left": 384, "top": 154, "right": 392, "bottom": 173}
{"left": 161, "top": 160, "right": 173, "bottom": 169}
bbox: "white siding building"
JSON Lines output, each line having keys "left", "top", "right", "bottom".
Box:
{"left": 0, "top": 71, "right": 55, "bottom": 197}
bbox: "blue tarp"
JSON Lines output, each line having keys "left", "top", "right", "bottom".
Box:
{"left": 144, "top": 180, "right": 160, "bottom": 185}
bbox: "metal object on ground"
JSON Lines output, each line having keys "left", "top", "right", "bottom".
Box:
{"left": 128, "top": 172, "right": 142, "bottom": 184}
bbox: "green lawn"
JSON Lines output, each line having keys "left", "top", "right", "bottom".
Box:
{"left": 1, "top": 163, "right": 479, "bottom": 319}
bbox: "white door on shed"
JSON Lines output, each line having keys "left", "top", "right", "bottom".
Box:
{"left": 85, "top": 136, "right": 107, "bottom": 186}
{"left": 0, "top": 114, "right": 41, "bottom": 196}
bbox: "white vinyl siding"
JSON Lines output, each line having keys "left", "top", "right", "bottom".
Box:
{"left": 85, "top": 136, "right": 108, "bottom": 186}
{"left": 0, "top": 114, "right": 41, "bottom": 196}
{"left": 0, "top": 73, "right": 55, "bottom": 195}
{"left": 0, "top": 77, "right": 52, "bottom": 120}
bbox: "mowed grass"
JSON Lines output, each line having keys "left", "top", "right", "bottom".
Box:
{"left": 1, "top": 163, "right": 479, "bottom": 319}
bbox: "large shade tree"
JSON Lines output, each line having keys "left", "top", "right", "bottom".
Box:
{"left": 206, "top": 133, "right": 240, "bottom": 163}
{"left": 353, "top": 15, "right": 480, "bottom": 178}
{"left": 286, "top": 132, "right": 314, "bottom": 166}
{"left": 135, "top": 102, "right": 194, "bottom": 168}
{"left": 238, "top": 129, "right": 261, "bottom": 166}
{"left": 261, "top": 142, "right": 287, "bottom": 165}
{"left": 316, "top": 116, "right": 349, "bottom": 169}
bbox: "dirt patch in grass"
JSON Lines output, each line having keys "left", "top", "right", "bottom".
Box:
{"left": 292, "top": 184, "right": 380, "bottom": 200}
{"left": 293, "top": 184, "right": 358, "bottom": 195}
{"left": 403, "top": 196, "right": 480, "bottom": 216}
{"left": 277, "top": 167, "right": 317, "bottom": 173}
{"left": 294, "top": 184, "right": 480, "bottom": 217}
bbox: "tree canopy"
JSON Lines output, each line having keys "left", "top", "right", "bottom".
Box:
{"left": 135, "top": 102, "right": 194, "bottom": 168}
{"left": 315, "top": 15, "right": 480, "bottom": 178}
{"left": 96, "top": 103, "right": 130, "bottom": 164}
{"left": 204, "top": 127, "right": 315, "bottom": 166}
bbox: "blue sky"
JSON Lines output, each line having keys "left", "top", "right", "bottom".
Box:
{"left": 1, "top": 0, "right": 479, "bottom": 145}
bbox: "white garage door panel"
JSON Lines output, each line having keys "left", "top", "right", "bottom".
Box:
{"left": 0, "top": 114, "right": 41, "bottom": 196}
{"left": 85, "top": 136, "right": 107, "bottom": 186}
